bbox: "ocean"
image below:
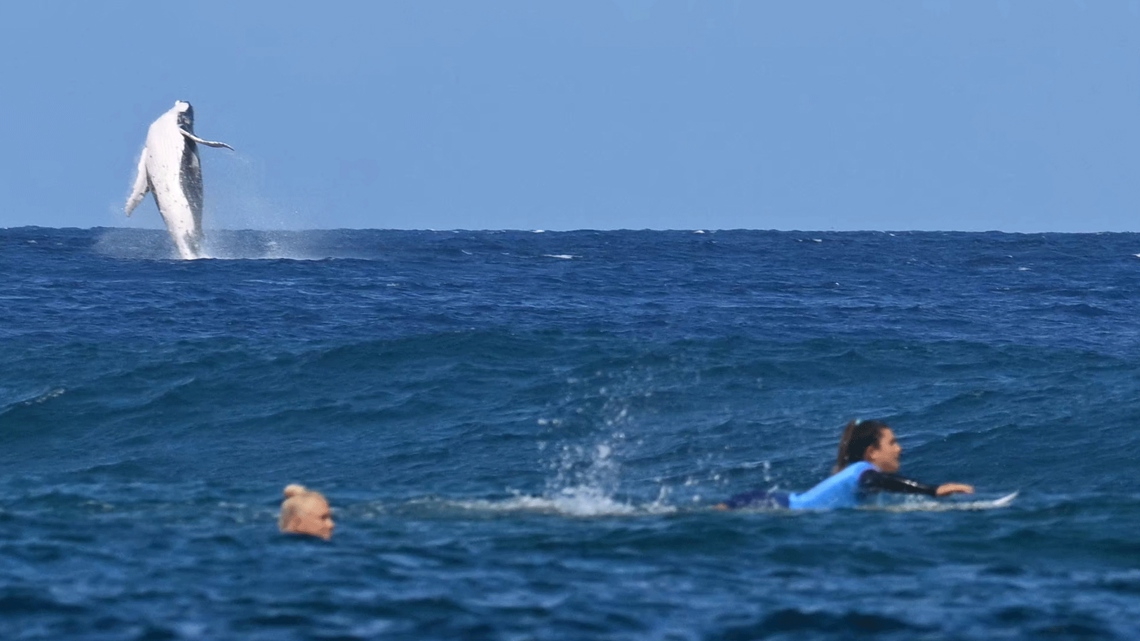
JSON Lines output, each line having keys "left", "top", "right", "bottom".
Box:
{"left": 2, "top": 226, "right": 1139, "bottom": 640}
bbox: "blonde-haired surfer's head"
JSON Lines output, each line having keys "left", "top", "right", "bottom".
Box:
{"left": 279, "top": 484, "right": 335, "bottom": 540}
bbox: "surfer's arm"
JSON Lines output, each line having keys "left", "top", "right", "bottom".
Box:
{"left": 934, "top": 483, "right": 974, "bottom": 496}
{"left": 179, "top": 128, "right": 234, "bottom": 150}
{"left": 859, "top": 470, "right": 938, "bottom": 496}
{"left": 859, "top": 470, "right": 974, "bottom": 497}
{"left": 125, "top": 147, "right": 150, "bottom": 216}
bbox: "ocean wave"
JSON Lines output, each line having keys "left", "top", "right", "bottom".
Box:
{"left": 6, "top": 228, "right": 1140, "bottom": 639}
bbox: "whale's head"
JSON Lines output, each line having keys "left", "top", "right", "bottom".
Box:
{"left": 174, "top": 100, "right": 194, "bottom": 129}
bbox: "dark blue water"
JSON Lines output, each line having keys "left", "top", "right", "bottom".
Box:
{"left": 3, "top": 227, "right": 1140, "bottom": 640}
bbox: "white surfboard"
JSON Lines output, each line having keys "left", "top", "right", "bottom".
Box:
{"left": 982, "top": 491, "right": 1019, "bottom": 508}
{"left": 871, "top": 491, "right": 1019, "bottom": 512}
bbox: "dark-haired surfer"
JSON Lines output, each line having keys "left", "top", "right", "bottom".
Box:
{"left": 717, "top": 420, "right": 974, "bottom": 510}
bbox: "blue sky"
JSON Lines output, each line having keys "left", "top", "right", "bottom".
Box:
{"left": 0, "top": 1, "right": 1137, "bottom": 231}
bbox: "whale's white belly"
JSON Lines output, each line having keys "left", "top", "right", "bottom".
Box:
{"left": 126, "top": 101, "right": 231, "bottom": 260}
{"left": 144, "top": 119, "right": 203, "bottom": 259}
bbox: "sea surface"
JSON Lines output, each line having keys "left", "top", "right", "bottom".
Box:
{"left": 2, "top": 227, "right": 1140, "bottom": 640}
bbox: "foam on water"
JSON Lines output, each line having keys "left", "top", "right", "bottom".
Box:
{"left": 93, "top": 228, "right": 360, "bottom": 261}
{"left": 99, "top": 151, "right": 330, "bottom": 260}
{"left": 443, "top": 488, "right": 676, "bottom": 517}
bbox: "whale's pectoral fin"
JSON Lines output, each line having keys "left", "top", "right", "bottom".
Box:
{"left": 180, "top": 128, "right": 234, "bottom": 150}
{"left": 125, "top": 147, "right": 151, "bottom": 216}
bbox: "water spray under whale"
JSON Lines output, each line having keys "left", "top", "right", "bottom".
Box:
{"left": 125, "top": 101, "right": 233, "bottom": 259}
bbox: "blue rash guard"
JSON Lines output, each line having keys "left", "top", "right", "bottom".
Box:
{"left": 788, "top": 461, "right": 876, "bottom": 509}
{"left": 721, "top": 461, "right": 940, "bottom": 510}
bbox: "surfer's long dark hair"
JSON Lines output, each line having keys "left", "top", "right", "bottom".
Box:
{"left": 833, "top": 419, "right": 889, "bottom": 473}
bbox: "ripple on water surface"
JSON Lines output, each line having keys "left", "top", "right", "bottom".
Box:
{"left": 4, "top": 229, "right": 1140, "bottom": 639}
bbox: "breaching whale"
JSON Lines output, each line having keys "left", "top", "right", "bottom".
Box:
{"left": 125, "top": 101, "right": 233, "bottom": 259}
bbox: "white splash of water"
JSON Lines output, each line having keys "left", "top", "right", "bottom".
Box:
{"left": 444, "top": 489, "right": 676, "bottom": 518}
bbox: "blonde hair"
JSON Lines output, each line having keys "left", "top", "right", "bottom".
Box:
{"left": 278, "top": 484, "right": 323, "bottom": 531}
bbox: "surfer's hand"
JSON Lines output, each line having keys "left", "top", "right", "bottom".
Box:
{"left": 935, "top": 483, "right": 974, "bottom": 497}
